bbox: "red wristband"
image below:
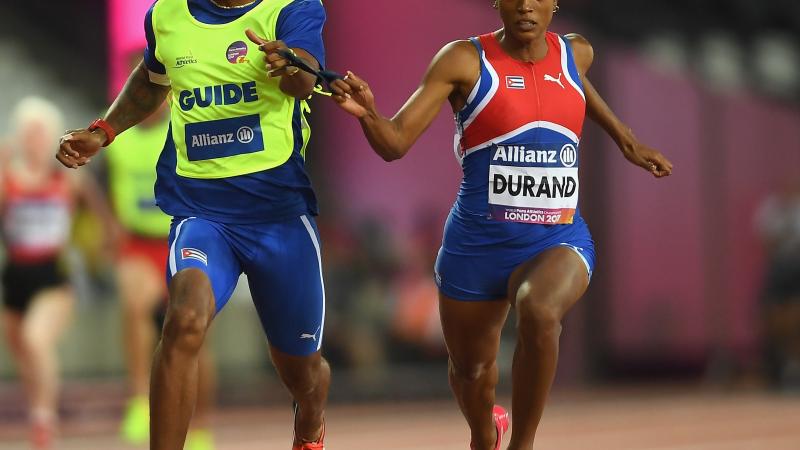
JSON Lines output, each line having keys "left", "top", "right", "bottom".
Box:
{"left": 88, "top": 119, "right": 117, "bottom": 147}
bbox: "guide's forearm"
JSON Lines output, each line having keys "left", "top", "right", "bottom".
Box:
{"left": 279, "top": 69, "right": 317, "bottom": 99}
{"left": 104, "top": 63, "right": 170, "bottom": 136}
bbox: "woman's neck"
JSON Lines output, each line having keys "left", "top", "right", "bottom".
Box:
{"left": 13, "top": 159, "right": 51, "bottom": 189}
{"left": 497, "top": 29, "right": 549, "bottom": 63}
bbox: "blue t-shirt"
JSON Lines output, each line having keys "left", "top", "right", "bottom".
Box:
{"left": 145, "top": 0, "right": 326, "bottom": 75}
{"left": 142, "top": 0, "right": 326, "bottom": 223}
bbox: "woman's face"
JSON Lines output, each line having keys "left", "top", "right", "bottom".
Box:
{"left": 18, "top": 119, "right": 56, "bottom": 169}
{"left": 496, "top": 0, "right": 557, "bottom": 43}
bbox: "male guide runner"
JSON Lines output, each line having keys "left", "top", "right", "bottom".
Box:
{"left": 57, "top": 1, "right": 330, "bottom": 449}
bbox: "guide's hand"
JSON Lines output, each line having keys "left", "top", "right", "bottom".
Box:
{"left": 57, "top": 129, "right": 104, "bottom": 169}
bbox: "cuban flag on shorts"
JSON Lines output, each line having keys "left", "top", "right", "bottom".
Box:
{"left": 181, "top": 248, "right": 208, "bottom": 265}
{"left": 506, "top": 75, "right": 525, "bottom": 89}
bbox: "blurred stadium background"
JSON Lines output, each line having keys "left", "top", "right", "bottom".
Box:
{"left": 1, "top": 0, "right": 799, "bottom": 448}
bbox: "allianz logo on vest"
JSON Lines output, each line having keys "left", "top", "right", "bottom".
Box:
{"left": 178, "top": 81, "right": 259, "bottom": 111}
{"left": 185, "top": 114, "right": 264, "bottom": 162}
{"left": 190, "top": 126, "right": 255, "bottom": 148}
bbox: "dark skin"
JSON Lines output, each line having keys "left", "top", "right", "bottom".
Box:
{"left": 331, "top": 1, "right": 672, "bottom": 449}
{"left": 55, "top": 13, "right": 327, "bottom": 449}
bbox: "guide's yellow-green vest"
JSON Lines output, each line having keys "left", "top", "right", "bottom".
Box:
{"left": 150, "top": 0, "right": 310, "bottom": 180}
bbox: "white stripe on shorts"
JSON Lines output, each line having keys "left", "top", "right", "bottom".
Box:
{"left": 300, "top": 215, "right": 326, "bottom": 351}
{"left": 560, "top": 242, "right": 592, "bottom": 279}
{"left": 168, "top": 217, "right": 193, "bottom": 276}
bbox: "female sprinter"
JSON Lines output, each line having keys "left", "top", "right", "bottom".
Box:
{"left": 1, "top": 97, "right": 114, "bottom": 449}
{"left": 330, "top": 1, "right": 673, "bottom": 449}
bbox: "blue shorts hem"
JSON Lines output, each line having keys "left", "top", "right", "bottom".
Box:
{"left": 436, "top": 279, "right": 507, "bottom": 302}
{"left": 268, "top": 341, "right": 322, "bottom": 357}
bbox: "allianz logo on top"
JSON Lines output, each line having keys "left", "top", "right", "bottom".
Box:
{"left": 493, "top": 144, "right": 578, "bottom": 168}
{"left": 178, "top": 81, "right": 259, "bottom": 112}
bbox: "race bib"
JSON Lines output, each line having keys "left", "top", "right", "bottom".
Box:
{"left": 488, "top": 143, "right": 579, "bottom": 225}
{"left": 4, "top": 201, "right": 71, "bottom": 250}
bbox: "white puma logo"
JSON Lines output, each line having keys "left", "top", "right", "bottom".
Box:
{"left": 300, "top": 326, "right": 321, "bottom": 342}
{"left": 544, "top": 73, "right": 565, "bottom": 89}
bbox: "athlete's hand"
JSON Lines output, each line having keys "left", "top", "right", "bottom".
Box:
{"left": 245, "top": 29, "right": 300, "bottom": 78}
{"left": 622, "top": 140, "right": 673, "bottom": 178}
{"left": 56, "top": 129, "right": 104, "bottom": 169}
{"left": 330, "top": 71, "right": 376, "bottom": 119}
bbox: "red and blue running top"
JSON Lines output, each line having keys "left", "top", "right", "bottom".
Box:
{"left": 453, "top": 31, "right": 586, "bottom": 227}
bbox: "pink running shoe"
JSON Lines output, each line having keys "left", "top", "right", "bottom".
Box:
{"left": 31, "top": 420, "right": 53, "bottom": 450}
{"left": 470, "top": 405, "right": 509, "bottom": 450}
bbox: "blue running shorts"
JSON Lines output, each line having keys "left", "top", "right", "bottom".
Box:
{"left": 166, "top": 215, "right": 325, "bottom": 356}
{"left": 435, "top": 212, "right": 596, "bottom": 302}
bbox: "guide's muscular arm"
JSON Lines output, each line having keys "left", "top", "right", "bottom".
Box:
{"left": 57, "top": 62, "right": 169, "bottom": 168}
{"left": 106, "top": 62, "right": 171, "bottom": 136}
